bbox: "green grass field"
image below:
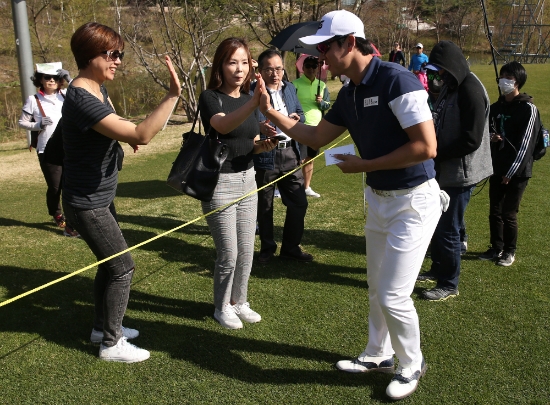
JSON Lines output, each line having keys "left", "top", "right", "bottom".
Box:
{"left": 0, "top": 65, "right": 549, "bottom": 404}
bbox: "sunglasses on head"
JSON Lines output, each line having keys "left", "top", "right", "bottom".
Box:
{"left": 101, "top": 50, "right": 125, "bottom": 61}
{"left": 427, "top": 72, "right": 441, "bottom": 81}
{"left": 316, "top": 34, "right": 351, "bottom": 54}
{"left": 43, "top": 74, "right": 61, "bottom": 81}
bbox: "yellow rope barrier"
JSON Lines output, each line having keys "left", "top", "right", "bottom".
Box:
{"left": 0, "top": 135, "right": 352, "bottom": 308}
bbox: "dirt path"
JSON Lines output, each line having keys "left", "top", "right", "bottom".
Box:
{"left": 0, "top": 123, "right": 189, "bottom": 184}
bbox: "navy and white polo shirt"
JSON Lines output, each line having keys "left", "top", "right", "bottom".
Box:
{"left": 324, "top": 57, "right": 435, "bottom": 190}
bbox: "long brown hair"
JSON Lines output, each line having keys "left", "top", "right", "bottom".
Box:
{"left": 71, "top": 22, "right": 124, "bottom": 70}
{"left": 207, "top": 37, "right": 253, "bottom": 94}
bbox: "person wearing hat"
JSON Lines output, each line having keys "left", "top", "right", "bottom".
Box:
{"left": 18, "top": 62, "right": 79, "bottom": 237}
{"left": 417, "top": 41, "right": 493, "bottom": 299}
{"left": 258, "top": 9, "right": 443, "bottom": 401}
{"left": 292, "top": 55, "right": 331, "bottom": 198}
{"left": 408, "top": 43, "right": 429, "bottom": 91}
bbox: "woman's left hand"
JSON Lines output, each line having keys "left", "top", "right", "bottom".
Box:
{"left": 253, "top": 136, "right": 278, "bottom": 154}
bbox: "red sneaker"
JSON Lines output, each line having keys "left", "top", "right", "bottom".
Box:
{"left": 63, "top": 225, "right": 80, "bottom": 238}
{"left": 53, "top": 214, "right": 66, "bottom": 228}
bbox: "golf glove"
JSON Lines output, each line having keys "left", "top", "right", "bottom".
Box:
{"left": 41, "top": 116, "right": 53, "bottom": 128}
{"left": 439, "top": 190, "right": 450, "bottom": 212}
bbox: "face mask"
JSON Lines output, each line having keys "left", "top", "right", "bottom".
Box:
{"left": 428, "top": 78, "right": 444, "bottom": 94}
{"left": 498, "top": 78, "right": 516, "bottom": 95}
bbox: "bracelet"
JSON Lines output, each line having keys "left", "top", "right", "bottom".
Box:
{"left": 265, "top": 106, "right": 272, "bottom": 113}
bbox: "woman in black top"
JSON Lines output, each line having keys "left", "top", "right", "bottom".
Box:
{"left": 389, "top": 42, "right": 406, "bottom": 66}
{"left": 198, "top": 37, "right": 277, "bottom": 329}
{"left": 62, "top": 22, "right": 180, "bottom": 363}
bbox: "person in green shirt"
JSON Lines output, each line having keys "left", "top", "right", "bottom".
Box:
{"left": 293, "top": 56, "right": 331, "bottom": 197}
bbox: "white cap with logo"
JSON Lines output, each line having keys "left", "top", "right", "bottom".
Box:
{"left": 415, "top": 43, "right": 423, "bottom": 48}
{"left": 299, "top": 10, "right": 365, "bottom": 48}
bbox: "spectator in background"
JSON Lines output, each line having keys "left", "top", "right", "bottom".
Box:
{"left": 293, "top": 55, "right": 331, "bottom": 198}
{"left": 479, "top": 61, "right": 541, "bottom": 267}
{"left": 408, "top": 43, "right": 429, "bottom": 91}
{"left": 389, "top": 42, "right": 406, "bottom": 66}
{"left": 18, "top": 63, "right": 79, "bottom": 237}
{"left": 252, "top": 49, "right": 312, "bottom": 264}
{"left": 417, "top": 41, "right": 493, "bottom": 300}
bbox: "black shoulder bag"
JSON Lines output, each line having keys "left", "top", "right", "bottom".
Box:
{"left": 167, "top": 97, "right": 228, "bottom": 202}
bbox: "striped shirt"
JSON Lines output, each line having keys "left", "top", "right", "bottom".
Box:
{"left": 62, "top": 84, "right": 118, "bottom": 209}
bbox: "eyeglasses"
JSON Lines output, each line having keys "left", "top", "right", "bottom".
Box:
{"left": 43, "top": 75, "right": 61, "bottom": 81}
{"left": 101, "top": 50, "right": 125, "bottom": 61}
{"left": 304, "top": 64, "right": 318, "bottom": 69}
{"left": 316, "top": 34, "right": 350, "bottom": 54}
{"left": 427, "top": 72, "right": 441, "bottom": 81}
{"left": 262, "top": 67, "right": 284, "bottom": 75}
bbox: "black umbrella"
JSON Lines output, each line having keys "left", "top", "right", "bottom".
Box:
{"left": 269, "top": 21, "right": 323, "bottom": 96}
{"left": 269, "top": 21, "right": 320, "bottom": 57}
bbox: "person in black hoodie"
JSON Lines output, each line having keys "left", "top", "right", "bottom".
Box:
{"left": 417, "top": 41, "right": 493, "bottom": 301}
{"left": 479, "top": 61, "right": 541, "bottom": 267}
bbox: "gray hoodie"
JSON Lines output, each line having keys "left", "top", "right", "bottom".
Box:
{"left": 429, "top": 41, "right": 493, "bottom": 187}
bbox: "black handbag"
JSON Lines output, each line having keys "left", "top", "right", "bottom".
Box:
{"left": 167, "top": 100, "right": 228, "bottom": 202}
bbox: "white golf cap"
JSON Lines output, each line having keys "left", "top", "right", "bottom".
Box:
{"left": 415, "top": 43, "right": 423, "bottom": 48}
{"left": 299, "top": 10, "right": 365, "bottom": 48}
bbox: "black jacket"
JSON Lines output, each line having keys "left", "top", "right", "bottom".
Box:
{"left": 489, "top": 93, "right": 541, "bottom": 178}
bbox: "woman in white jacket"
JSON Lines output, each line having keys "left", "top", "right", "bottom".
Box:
{"left": 18, "top": 65, "right": 78, "bottom": 236}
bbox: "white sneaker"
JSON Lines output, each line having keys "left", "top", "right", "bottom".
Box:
{"left": 90, "top": 325, "right": 139, "bottom": 344}
{"left": 336, "top": 354, "right": 394, "bottom": 373}
{"left": 386, "top": 357, "right": 426, "bottom": 400}
{"left": 99, "top": 337, "right": 150, "bottom": 363}
{"left": 304, "top": 187, "right": 320, "bottom": 198}
{"left": 274, "top": 189, "right": 281, "bottom": 198}
{"left": 214, "top": 304, "right": 243, "bottom": 329}
{"left": 233, "top": 302, "right": 261, "bottom": 323}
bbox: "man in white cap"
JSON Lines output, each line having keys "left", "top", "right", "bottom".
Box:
{"left": 408, "top": 43, "right": 429, "bottom": 91}
{"left": 258, "top": 9, "right": 444, "bottom": 401}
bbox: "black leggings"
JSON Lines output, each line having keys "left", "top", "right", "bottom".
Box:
{"left": 37, "top": 153, "right": 62, "bottom": 217}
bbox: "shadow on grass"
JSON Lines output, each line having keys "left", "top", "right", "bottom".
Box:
{"left": 116, "top": 180, "right": 181, "bottom": 199}
{"left": 116, "top": 214, "right": 368, "bottom": 288}
{"left": 0, "top": 216, "right": 66, "bottom": 236}
{"left": 0, "top": 265, "right": 387, "bottom": 398}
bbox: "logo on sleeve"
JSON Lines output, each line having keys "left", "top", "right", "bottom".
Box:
{"left": 364, "top": 97, "right": 378, "bottom": 107}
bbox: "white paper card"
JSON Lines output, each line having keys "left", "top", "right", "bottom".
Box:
{"left": 325, "top": 144, "right": 356, "bottom": 166}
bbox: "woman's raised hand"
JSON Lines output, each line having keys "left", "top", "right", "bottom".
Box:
{"left": 252, "top": 73, "right": 264, "bottom": 105}
{"left": 165, "top": 56, "right": 181, "bottom": 97}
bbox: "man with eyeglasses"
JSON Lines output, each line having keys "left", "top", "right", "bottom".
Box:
{"left": 251, "top": 49, "right": 312, "bottom": 264}
{"left": 293, "top": 55, "right": 331, "bottom": 198}
{"left": 258, "top": 10, "right": 443, "bottom": 401}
